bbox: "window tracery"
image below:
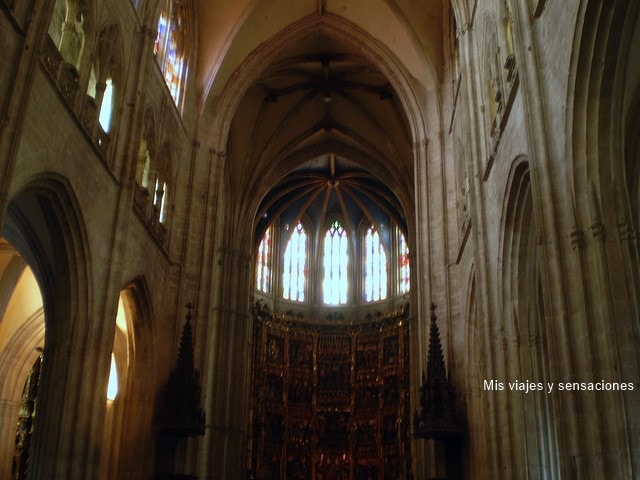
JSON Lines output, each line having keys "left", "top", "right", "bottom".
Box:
{"left": 283, "top": 222, "right": 308, "bottom": 302}
{"left": 323, "top": 220, "right": 349, "bottom": 305}
{"left": 255, "top": 219, "right": 409, "bottom": 307}
{"left": 364, "top": 225, "right": 387, "bottom": 302}
{"left": 80, "top": 23, "right": 122, "bottom": 158}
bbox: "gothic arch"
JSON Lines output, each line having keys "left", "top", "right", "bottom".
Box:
{"left": 104, "top": 278, "right": 157, "bottom": 479}
{"left": 499, "top": 158, "right": 559, "bottom": 479}
{"left": 201, "top": 13, "right": 432, "bottom": 163}
{"left": 0, "top": 174, "right": 95, "bottom": 478}
{"left": 91, "top": 22, "right": 124, "bottom": 124}
{"left": 200, "top": 14, "right": 431, "bottom": 266}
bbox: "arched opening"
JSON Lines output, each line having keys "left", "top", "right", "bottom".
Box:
{"left": 0, "top": 238, "right": 44, "bottom": 480}
{"left": 501, "top": 160, "right": 558, "bottom": 478}
{"left": 199, "top": 9, "right": 435, "bottom": 479}
{"left": 0, "top": 177, "right": 91, "bottom": 478}
{"left": 245, "top": 81, "right": 414, "bottom": 478}
{"left": 101, "top": 282, "right": 156, "bottom": 479}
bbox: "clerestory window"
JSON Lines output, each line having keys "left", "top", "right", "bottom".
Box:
{"left": 322, "top": 220, "right": 349, "bottom": 305}
{"left": 154, "top": 0, "right": 191, "bottom": 110}
{"left": 283, "top": 222, "right": 307, "bottom": 302}
{"left": 364, "top": 225, "right": 388, "bottom": 302}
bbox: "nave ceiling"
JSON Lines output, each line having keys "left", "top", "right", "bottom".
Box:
{"left": 192, "top": 0, "right": 445, "bottom": 224}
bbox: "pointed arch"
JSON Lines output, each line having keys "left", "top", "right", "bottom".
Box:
{"left": 1, "top": 174, "right": 94, "bottom": 478}
{"left": 90, "top": 22, "right": 124, "bottom": 133}
{"left": 322, "top": 218, "right": 350, "bottom": 305}
{"left": 500, "top": 158, "right": 559, "bottom": 478}
{"left": 201, "top": 13, "right": 432, "bottom": 166}
{"left": 362, "top": 223, "right": 388, "bottom": 302}
{"left": 282, "top": 220, "right": 309, "bottom": 302}
{"left": 102, "top": 278, "right": 156, "bottom": 478}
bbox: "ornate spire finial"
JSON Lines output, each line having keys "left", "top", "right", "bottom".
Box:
{"left": 155, "top": 301, "right": 205, "bottom": 438}
{"left": 414, "top": 303, "right": 464, "bottom": 441}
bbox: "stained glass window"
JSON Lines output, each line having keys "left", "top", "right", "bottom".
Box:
{"left": 256, "top": 227, "right": 272, "bottom": 293}
{"left": 154, "top": 0, "right": 189, "bottom": 109}
{"left": 398, "top": 229, "right": 410, "bottom": 294}
{"left": 364, "top": 225, "right": 387, "bottom": 302}
{"left": 283, "top": 222, "right": 307, "bottom": 301}
{"left": 323, "top": 220, "right": 349, "bottom": 305}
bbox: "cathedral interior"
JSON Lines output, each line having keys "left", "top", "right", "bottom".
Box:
{"left": 0, "top": 0, "right": 639, "bottom": 478}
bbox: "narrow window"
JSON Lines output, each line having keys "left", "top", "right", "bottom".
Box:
{"left": 99, "top": 78, "right": 114, "bottom": 133}
{"left": 159, "top": 181, "right": 168, "bottom": 224}
{"left": 364, "top": 225, "right": 387, "bottom": 302}
{"left": 323, "top": 220, "right": 349, "bottom": 305}
{"left": 398, "top": 229, "right": 410, "bottom": 294}
{"left": 256, "top": 226, "right": 272, "bottom": 293}
{"left": 283, "top": 222, "right": 307, "bottom": 301}
{"left": 154, "top": 0, "right": 189, "bottom": 108}
{"left": 107, "top": 353, "right": 119, "bottom": 401}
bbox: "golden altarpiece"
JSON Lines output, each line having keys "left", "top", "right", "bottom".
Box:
{"left": 248, "top": 302, "right": 412, "bottom": 480}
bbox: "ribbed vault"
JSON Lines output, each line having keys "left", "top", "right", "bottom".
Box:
{"left": 225, "top": 29, "right": 416, "bottom": 240}
{"left": 255, "top": 154, "right": 406, "bottom": 249}
{"left": 227, "top": 32, "right": 415, "bottom": 199}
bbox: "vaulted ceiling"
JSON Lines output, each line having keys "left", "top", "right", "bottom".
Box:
{"left": 194, "top": 0, "right": 445, "bottom": 95}
{"left": 254, "top": 154, "right": 407, "bottom": 249}
{"left": 193, "top": 0, "right": 446, "bottom": 236}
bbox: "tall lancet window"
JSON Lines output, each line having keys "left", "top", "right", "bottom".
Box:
{"left": 154, "top": 0, "right": 190, "bottom": 109}
{"left": 98, "top": 78, "right": 115, "bottom": 133}
{"left": 398, "top": 228, "right": 410, "bottom": 294}
{"left": 256, "top": 226, "right": 272, "bottom": 293}
{"left": 283, "top": 222, "right": 307, "bottom": 301}
{"left": 364, "top": 225, "right": 387, "bottom": 302}
{"left": 323, "top": 220, "right": 349, "bottom": 305}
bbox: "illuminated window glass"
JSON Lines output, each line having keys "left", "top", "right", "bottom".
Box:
{"left": 323, "top": 220, "right": 349, "bottom": 305}
{"left": 256, "top": 227, "right": 272, "bottom": 293}
{"left": 398, "top": 229, "right": 410, "bottom": 294}
{"left": 98, "top": 78, "right": 114, "bottom": 133}
{"left": 364, "top": 225, "right": 387, "bottom": 302}
{"left": 107, "top": 353, "right": 119, "bottom": 401}
{"left": 154, "top": 0, "right": 189, "bottom": 109}
{"left": 158, "top": 182, "right": 169, "bottom": 224}
{"left": 283, "top": 222, "right": 307, "bottom": 301}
